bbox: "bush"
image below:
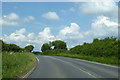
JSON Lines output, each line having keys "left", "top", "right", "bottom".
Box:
{"left": 68, "top": 37, "right": 118, "bottom": 57}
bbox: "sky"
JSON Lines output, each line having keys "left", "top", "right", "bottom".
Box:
{"left": 1, "top": 0, "right": 119, "bottom": 51}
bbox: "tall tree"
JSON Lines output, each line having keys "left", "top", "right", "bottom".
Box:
{"left": 41, "top": 43, "right": 51, "bottom": 52}
{"left": 8, "top": 44, "right": 20, "bottom": 52}
{"left": 52, "top": 40, "right": 67, "bottom": 50}
{"left": 0, "top": 40, "right": 2, "bottom": 52}
{"left": 25, "top": 45, "right": 34, "bottom": 52}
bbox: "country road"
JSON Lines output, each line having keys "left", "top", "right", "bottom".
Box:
{"left": 28, "top": 56, "right": 119, "bottom": 78}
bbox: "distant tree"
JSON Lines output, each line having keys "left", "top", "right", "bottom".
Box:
{"left": 0, "top": 40, "right": 2, "bottom": 52}
{"left": 8, "top": 44, "right": 20, "bottom": 52}
{"left": 25, "top": 45, "right": 34, "bottom": 52}
{"left": 118, "top": 40, "right": 120, "bottom": 60}
{"left": 2, "top": 41, "right": 21, "bottom": 52}
{"left": 1, "top": 41, "right": 8, "bottom": 51}
{"left": 33, "top": 51, "right": 41, "bottom": 55}
{"left": 51, "top": 40, "right": 67, "bottom": 50}
{"left": 41, "top": 43, "right": 51, "bottom": 52}
{"left": 19, "top": 48, "right": 25, "bottom": 52}
{"left": 93, "top": 38, "right": 99, "bottom": 43}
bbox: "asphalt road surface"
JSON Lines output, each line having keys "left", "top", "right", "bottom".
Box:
{"left": 28, "top": 56, "right": 119, "bottom": 78}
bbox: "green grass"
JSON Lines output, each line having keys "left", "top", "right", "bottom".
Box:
{"left": 41, "top": 53, "right": 119, "bottom": 67}
{"left": 2, "top": 52, "right": 37, "bottom": 78}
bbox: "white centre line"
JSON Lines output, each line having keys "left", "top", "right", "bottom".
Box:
{"left": 48, "top": 56, "right": 97, "bottom": 78}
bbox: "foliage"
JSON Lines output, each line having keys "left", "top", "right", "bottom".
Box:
{"left": 0, "top": 40, "right": 2, "bottom": 52}
{"left": 41, "top": 43, "right": 51, "bottom": 52}
{"left": 1, "top": 40, "right": 36, "bottom": 78}
{"left": 2, "top": 42, "right": 21, "bottom": 52}
{"left": 41, "top": 40, "right": 67, "bottom": 55}
{"left": 41, "top": 37, "right": 119, "bottom": 66}
{"left": 25, "top": 45, "right": 34, "bottom": 52}
{"left": 68, "top": 37, "right": 118, "bottom": 57}
{"left": 1, "top": 40, "right": 34, "bottom": 52}
{"left": 32, "top": 51, "right": 41, "bottom": 55}
{"left": 51, "top": 40, "right": 67, "bottom": 50}
{"left": 2, "top": 52, "right": 36, "bottom": 78}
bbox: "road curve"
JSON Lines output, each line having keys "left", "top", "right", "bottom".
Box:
{"left": 28, "top": 56, "right": 119, "bottom": 78}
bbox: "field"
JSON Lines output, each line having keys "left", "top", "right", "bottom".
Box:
{"left": 2, "top": 52, "right": 37, "bottom": 78}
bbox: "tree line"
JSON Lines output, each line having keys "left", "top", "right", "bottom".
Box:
{"left": 0, "top": 40, "right": 34, "bottom": 52}
{"left": 41, "top": 37, "right": 119, "bottom": 58}
{"left": 69, "top": 37, "right": 118, "bottom": 57}
{"left": 0, "top": 36, "right": 119, "bottom": 58}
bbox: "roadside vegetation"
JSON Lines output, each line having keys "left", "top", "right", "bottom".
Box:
{"left": 41, "top": 37, "right": 119, "bottom": 66}
{"left": 1, "top": 40, "right": 36, "bottom": 78}
{"left": 2, "top": 52, "right": 36, "bottom": 78}
{"left": 1, "top": 36, "right": 119, "bottom": 78}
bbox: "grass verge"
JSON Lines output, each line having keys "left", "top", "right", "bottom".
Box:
{"left": 2, "top": 52, "right": 37, "bottom": 78}
{"left": 42, "top": 53, "right": 119, "bottom": 67}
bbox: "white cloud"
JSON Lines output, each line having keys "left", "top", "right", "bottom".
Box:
{"left": 57, "top": 15, "right": 118, "bottom": 48}
{"left": 27, "top": 33, "right": 34, "bottom": 39}
{"left": 38, "top": 27, "right": 55, "bottom": 42}
{"left": 0, "top": 19, "right": 19, "bottom": 26}
{"left": 3, "top": 28, "right": 27, "bottom": 42}
{"left": 2, "top": 15, "right": 118, "bottom": 50}
{"left": 2, "top": 27, "right": 55, "bottom": 50}
{"left": 2, "top": 28, "right": 36, "bottom": 43}
{"left": 91, "top": 16, "right": 118, "bottom": 37}
{"left": 4, "top": 13, "right": 19, "bottom": 21}
{"left": 57, "top": 23, "right": 85, "bottom": 48}
{"left": 23, "top": 16, "right": 35, "bottom": 22}
{"left": 80, "top": 0, "right": 117, "bottom": 17}
{"left": 59, "top": 23, "right": 80, "bottom": 36}
{"left": 0, "top": 13, "right": 35, "bottom": 27}
{"left": 42, "top": 12, "right": 60, "bottom": 20}
{"left": 0, "top": 13, "right": 19, "bottom": 26}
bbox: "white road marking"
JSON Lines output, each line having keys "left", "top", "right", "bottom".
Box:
{"left": 74, "top": 58, "right": 119, "bottom": 68}
{"left": 48, "top": 56, "right": 97, "bottom": 78}
{"left": 23, "top": 57, "right": 39, "bottom": 78}
{"left": 36, "top": 57, "right": 39, "bottom": 62}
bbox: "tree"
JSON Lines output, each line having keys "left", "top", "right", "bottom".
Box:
{"left": 25, "top": 45, "right": 34, "bottom": 52}
{"left": 2, "top": 41, "right": 21, "bottom": 52}
{"left": 41, "top": 43, "right": 51, "bottom": 52}
{"left": 51, "top": 40, "right": 67, "bottom": 50}
{"left": 1, "top": 40, "right": 9, "bottom": 51}
{"left": 0, "top": 40, "right": 2, "bottom": 52}
{"left": 8, "top": 44, "right": 20, "bottom": 52}
{"left": 19, "top": 48, "right": 25, "bottom": 52}
{"left": 93, "top": 38, "right": 99, "bottom": 43}
{"left": 68, "top": 37, "right": 118, "bottom": 57}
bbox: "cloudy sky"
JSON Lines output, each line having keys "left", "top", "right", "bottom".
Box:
{"left": 1, "top": 0, "right": 119, "bottom": 51}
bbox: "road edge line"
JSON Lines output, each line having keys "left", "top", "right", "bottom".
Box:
{"left": 74, "top": 58, "right": 119, "bottom": 68}
{"left": 54, "top": 56, "right": 119, "bottom": 68}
